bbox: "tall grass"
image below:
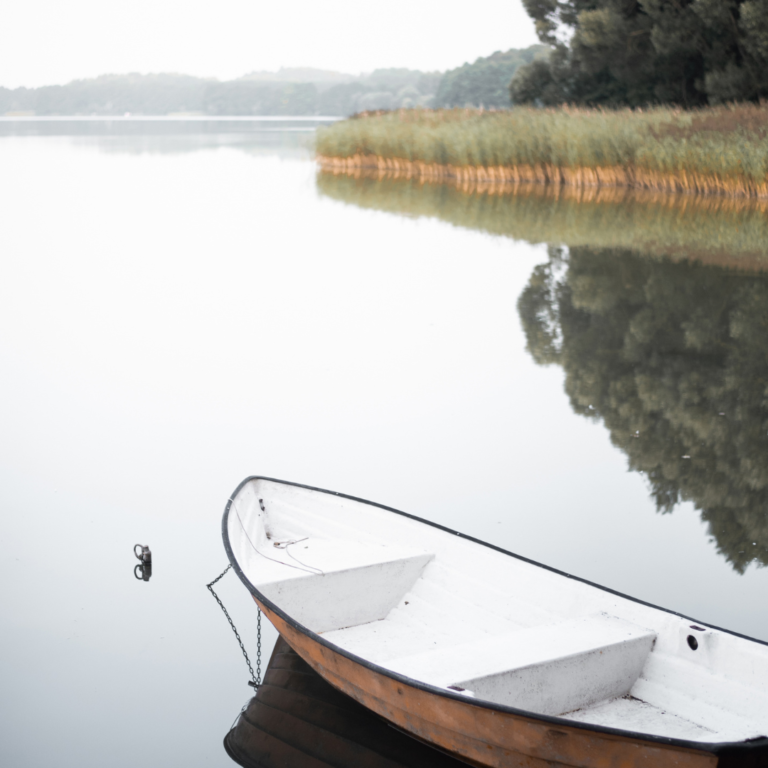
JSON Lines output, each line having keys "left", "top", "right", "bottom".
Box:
{"left": 316, "top": 170, "right": 768, "bottom": 269}
{"left": 316, "top": 106, "right": 768, "bottom": 198}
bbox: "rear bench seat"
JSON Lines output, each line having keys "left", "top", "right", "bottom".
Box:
{"left": 383, "top": 613, "right": 656, "bottom": 716}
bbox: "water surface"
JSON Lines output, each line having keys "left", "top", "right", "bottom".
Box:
{"left": 2, "top": 120, "right": 766, "bottom": 768}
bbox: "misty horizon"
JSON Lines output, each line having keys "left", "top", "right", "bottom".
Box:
{"left": 0, "top": 47, "right": 546, "bottom": 117}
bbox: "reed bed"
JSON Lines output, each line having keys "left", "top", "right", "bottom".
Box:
{"left": 316, "top": 170, "right": 768, "bottom": 270}
{"left": 316, "top": 106, "right": 768, "bottom": 199}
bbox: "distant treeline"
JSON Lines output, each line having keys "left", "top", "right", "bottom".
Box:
{"left": 0, "top": 71, "right": 435, "bottom": 117}
{"left": 0, "top": 47, "right": 545, "bottom": 117}
{"left": 433, "top": 46, "right": 548, "bottom": 109}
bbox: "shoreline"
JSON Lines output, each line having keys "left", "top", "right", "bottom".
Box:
{"left": 317, "top": 154, "right": 768, "bottom": 200}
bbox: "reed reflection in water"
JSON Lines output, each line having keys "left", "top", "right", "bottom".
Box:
{"left": 317, "top": 170, "right": 768, "bottom": 576}
{"left": 316, "top": 171, "right": 768, "bottom": 270}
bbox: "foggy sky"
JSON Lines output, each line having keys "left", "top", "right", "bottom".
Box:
{"left": 1, "top": 0, "right": 538, "bottom": 89}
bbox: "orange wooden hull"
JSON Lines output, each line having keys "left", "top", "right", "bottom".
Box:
{"left": 256, "top": 598, "right": 718, "bottom": 768}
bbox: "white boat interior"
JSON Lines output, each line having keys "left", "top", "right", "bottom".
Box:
{"left": 227, "top": 479, "right": 768, "bottom": 744}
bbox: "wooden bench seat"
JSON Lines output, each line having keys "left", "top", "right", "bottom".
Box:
{"left": 383, "top": 613, "right": 656, "bottom": 716}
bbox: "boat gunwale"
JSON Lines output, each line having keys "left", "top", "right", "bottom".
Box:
{"left": 221, "top": 474, "right": 768, "bottom": 759}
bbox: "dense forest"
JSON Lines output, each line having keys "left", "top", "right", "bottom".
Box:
{"left": 512, "top": 0, "right": 768, "bottom": 106}
{"left": 0, "top": 49, "right": 542, "bottom": 116}
{"left": 518, "top": 245, "right": 768, "bottom": 573}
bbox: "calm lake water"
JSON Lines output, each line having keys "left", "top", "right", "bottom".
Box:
{"left": 2, "top": 119, "right": 767, "bottom": 767}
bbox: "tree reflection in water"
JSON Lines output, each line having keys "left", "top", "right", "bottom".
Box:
{"left": 316, "top": 170, "right": 768, "bottom": 574}
{"left": 519, "top": 246, "right": 768, "bottom": 573}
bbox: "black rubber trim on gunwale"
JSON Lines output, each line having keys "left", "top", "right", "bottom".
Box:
{"left": 221, "top": 475, "right": 768, "bottom": 760}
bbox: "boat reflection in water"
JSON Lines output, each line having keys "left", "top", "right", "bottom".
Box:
{"left": 224, "top": 637, "right": 469, "bottom": 767}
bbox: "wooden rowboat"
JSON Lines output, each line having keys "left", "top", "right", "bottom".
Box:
{"left": 222, "top": 477, "right": 768, "bottom": 768}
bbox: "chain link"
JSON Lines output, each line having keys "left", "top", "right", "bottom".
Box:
{"left": 206, "top": 564, "right": 262, "bottom": 689}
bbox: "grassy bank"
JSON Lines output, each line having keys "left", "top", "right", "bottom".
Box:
{"left": 316, "top": 106, "right": 768, "bottom": 198}
{"left": 316, "top": 170, "right": 768, "bottom": 269}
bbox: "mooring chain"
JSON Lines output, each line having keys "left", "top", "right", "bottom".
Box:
{"left": 206, "top": 564, "right": 262, "bottom": 689}
{"left": 256, "top": 606, "right": 262, "bottom": 686}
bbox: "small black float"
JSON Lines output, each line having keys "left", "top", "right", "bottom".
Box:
{"left": 134, "top": 544, "right": 152, "bottom": 582}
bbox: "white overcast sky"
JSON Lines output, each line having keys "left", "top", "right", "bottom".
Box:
{"left": 1, "top": 0, "right": 539, "bottom": 88}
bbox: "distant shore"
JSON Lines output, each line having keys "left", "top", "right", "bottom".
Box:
{"left": 316, "top": 107, "right": 768, "bottom": 199}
